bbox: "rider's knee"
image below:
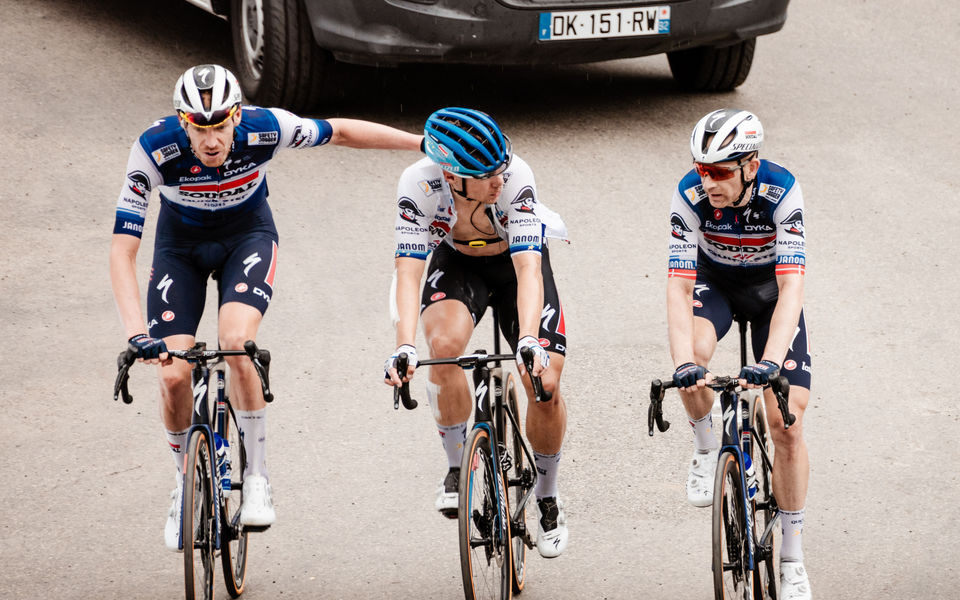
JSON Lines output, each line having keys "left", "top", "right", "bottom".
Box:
{"left": 158, "top": 364, "right": 191, "bottom": 401}
{"left": 427, "top": 333, "right": 465, "bottom": 360}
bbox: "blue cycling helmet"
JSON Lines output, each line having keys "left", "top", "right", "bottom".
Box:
{"left": 423, "top": 107, "right": 512, "bottom": 178}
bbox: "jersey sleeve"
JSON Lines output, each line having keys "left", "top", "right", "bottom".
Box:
{"left": 113, "top": 138, "right": 163, "bottom": 238}
{"left": 772, "top": 180, "right": 806, "bottom": 276}
{"left": 269, "top": 108, "right": 333, "bottom": 150}
{"left": 394, "top": 165, "right": 433, "bottom": 260}
{"left": 667, "top": 184, "right": 700, "bottom": 279}
{"left": 500, "top": 158, "right": 545, "bottom": 256}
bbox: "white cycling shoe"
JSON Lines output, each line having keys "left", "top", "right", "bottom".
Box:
{"left": 535, "top": 497, "right": 569, "bottom": 558}
{"left": 435, "top": 468, "right": 460, "bottom": 518}
{"left": 164, "top": 480, "right": 183, "bottom": 552}
{"left": 780, "top": 561, "right": 812, "bottom": 600}
{"left": 686, "top": 449, "right": 719, "bottom": 508}
{"left": 240, "top": 474, "right": 276, "bottom": 527}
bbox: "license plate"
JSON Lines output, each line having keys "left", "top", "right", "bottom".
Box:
{"left": 538, "top": 6, "right": 671, "bottom": 41}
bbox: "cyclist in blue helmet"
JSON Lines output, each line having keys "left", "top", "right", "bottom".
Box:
{"left": 385, "top": 107, "right": 572, "bottom": 558}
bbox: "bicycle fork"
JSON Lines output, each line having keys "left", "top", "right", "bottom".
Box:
{"left": 185, "top": 362, "right": 223, "bottom": 551}
{"left": 719, "top": 389, "right": 756, "bottom": 572}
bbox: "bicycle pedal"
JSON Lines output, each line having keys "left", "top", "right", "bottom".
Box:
{"left": 439, "top": 508, "right": 458, "bottom": 520}
{"left": 244, "top": 524, "right": 271, "bottom": 533}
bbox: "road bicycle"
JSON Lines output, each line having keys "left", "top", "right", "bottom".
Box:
{"left": 648, "top": 319, "right": 795, "bottom": 600}
{"left": 392, "top": 310, "right": 551, "bottom": 600}
{"left": 115, "top": 341, "right": 273, "bottom": 600}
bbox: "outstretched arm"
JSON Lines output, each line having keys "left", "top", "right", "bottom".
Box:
{"left": 327, "top": 118, "right": 422, "bottom": 151}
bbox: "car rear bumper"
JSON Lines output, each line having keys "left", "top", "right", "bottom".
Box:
{"left": 303, "top": 0, "right": 789, "bottom": 66}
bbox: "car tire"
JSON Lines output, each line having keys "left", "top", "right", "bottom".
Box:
{"left": 230, "top": 0, "right": 329, "bottom": 111}
{"left": 667, "top": 38, "right": 756, "bottom": 92}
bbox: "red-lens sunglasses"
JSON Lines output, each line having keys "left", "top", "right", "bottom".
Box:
{"left": 179, "top": 104, "right": 239, "bottom": 128}
{"left": 693, "top": 160, "right": 745, "bottom": 181}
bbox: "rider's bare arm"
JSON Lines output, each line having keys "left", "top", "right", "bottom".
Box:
{"left": 110, "top": 233, "right": 148, "bottom": 339}
{"left": 327, "top": 118, "right": 422, "bottom": 151}
{"left": 394, "top": 256, "right": 426, "bottom": 347}
{"left": 512, "top": 252, "right": 544, "bottom": 340}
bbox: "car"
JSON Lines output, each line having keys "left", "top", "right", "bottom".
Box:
{"left": 185, "top": 0, "right": 790, "bottom": 111}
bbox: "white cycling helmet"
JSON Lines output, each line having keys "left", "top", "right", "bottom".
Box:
{"left": 690, "top": 109, "right": 763, "bottom": 164}
{"left": 173, "top": 64, "right": 242, "bottom": 127}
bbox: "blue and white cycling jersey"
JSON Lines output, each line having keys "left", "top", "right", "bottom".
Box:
{"left": 113, "top": 106, "right": 333, "bottom": 236}
{"left": 667, "top": 159, "right": 806, "bottom": 284}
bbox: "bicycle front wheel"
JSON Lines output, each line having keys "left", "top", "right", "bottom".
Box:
{"left": 220, "top": 403, "right": 249, "bottom": 598}
{"left": 713, "top": 450, "right": 753, "bottom": 600}
{"left": 749, "top": 394, "right": 777, "bottom": 600}
{"left": 183, "top": 430, "right": 216, "bottom": 600}
{"left": 499, "top": 373, "right": 528, "bottom": 594}
{"left": 459, "top": 427, "right": 512, "bottom": 600}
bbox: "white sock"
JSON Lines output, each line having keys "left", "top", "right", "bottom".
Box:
{"left": 534, "top": 451, "right": 562, "bottom": 500}
{"left": 165, "top": 429, "right": 189, "bottom": 474}
{"left": 235, "top": 408, "right": 268, "bottom": 480}
{"left": 689, "top": 412, "right": 718, "bottom": 452}
{"left": 438, "top": 422, "right": 468, "bottom": 469}
{"left": 780, "top": 508, "right": 805, "bottom": 562}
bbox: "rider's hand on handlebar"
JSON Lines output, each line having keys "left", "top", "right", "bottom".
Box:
{"left": 128, "top": 334, "right": 171, "bottom": 365}
{"left": 739, "top": 360, "right": 780, "bottom": 388}
{"left": 516, "top": 336, "right": 550, "bottom": 377}
{"left": 672, "top": 362, "right": 708, "bottom": 391}
{"left": 384, "top": 344, "right": 418, "bottom": 386}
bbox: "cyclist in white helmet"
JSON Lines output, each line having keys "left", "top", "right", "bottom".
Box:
{"left": 110, "top": 64, "right": 422, "bottom": 551}
{"left": 666, "top": 108, "right": 813, "bottom": 599}
{"left": 384, "top": 107, "right": 571, "bottom": 558}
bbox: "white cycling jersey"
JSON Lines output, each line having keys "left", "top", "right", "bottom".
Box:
{"left": 393, "top": 155, "right": 568, "bottom": 259}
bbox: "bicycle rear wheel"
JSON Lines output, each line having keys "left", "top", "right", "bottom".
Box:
{"left": 220, "top": 403, "right": 249, "bottom": 598}
{"left": 498, "top": 373, "right": 528, "bottom": 594}
{"left": 459, "top": 427, "right": 512, "bottom": 600}
{"left": 713, "top": 450, "right": 753, "bottom": 600}
{"left": 749, "top": 394, "right": 777, "bottom": 600}
{"left": 183, "top": 429, "right": 216, "bottom": 600}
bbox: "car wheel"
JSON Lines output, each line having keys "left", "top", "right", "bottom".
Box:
{"left": 230, "top": 0, "right": 328, "bottom": 111}
{"left": 667, "top": 38, "right": 756, "bottom": 92}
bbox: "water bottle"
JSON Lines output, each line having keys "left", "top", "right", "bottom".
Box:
{"left": 214, "top": 433, "right": 232, "bottom": 493}
{"left": 743, "top": 454, "right": 757, "bottom": 500}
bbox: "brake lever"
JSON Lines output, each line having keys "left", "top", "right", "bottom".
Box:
{"left": 393, "top": 352, "right": 417, "bottom": 410}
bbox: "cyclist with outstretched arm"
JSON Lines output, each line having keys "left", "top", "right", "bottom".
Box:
{"left": 383, "top": 108, "right": 571, "bottom": 558}
{"left": 666, "top": 109, "right": 813, "bottom": 599}
{"left": 110, "top": 64, "right": 421, "bottom": 551}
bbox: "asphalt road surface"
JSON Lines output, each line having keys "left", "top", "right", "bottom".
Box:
{"left": 1, "top": 0, "right": 958, "bottom": 598}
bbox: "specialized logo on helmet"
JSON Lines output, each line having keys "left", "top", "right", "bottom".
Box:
{"left": 780, "top": 209, "right": 804, "bottom": 237}
{"left": 127, "top": 171, "right": 151, "bottom": 199}
{"left": 511, "top": 186, "right": 536, "bottom": 214}
{"left": 398, "top": 197, "right": 425, "bottom": 225}
{"left": 671, "top": 213, "right": 693, "bottom": 241}
{"left": 195, "top": 66, "right": 215, "bottom": 87}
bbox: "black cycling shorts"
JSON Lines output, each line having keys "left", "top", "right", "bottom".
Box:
{"left": 692, "top": 272, "right": 811, "bottom": 389}
{"left": 146, "top": 203, "right": 279, "bottom": 339}
{"left": 420, "top": 243, "right": 567, "bottom": 356}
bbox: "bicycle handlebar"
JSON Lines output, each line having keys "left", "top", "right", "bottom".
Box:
{"left": 647, "top": 373, "right": 794, "bottom": 437}
{"left": 391, "top": 348, "right": 552, "bottom": 411}
{"left": 113, "top": 340, "right": 273, "bottom": 404}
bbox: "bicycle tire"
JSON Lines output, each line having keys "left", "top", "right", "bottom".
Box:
{"left": 459, "top": 427, "right": 512, "bottom": 600}
{"left": 499, "top": 374, "right": 527, "bottom": 594}
{"left": 713, "top": 450, "right": 753, "bottom": 600}
{"left": 183, "top": 429, "right": 216, "bottom": 600}
{"left": 749, "top": 394, "right": 778, "bottom": 600}
{"left": 220, "top": 402, "right": 249, "bottom": 598}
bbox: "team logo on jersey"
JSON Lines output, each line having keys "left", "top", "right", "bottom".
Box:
{"left": 758, "top": 183, "right": 785, "bottom": 201}
{"left": 780, "top": 209, "right": 804, "bottom": 236}
{"left": 127, "top": 171, "right": 151, "bottom": 199}
{"left": 398, "top": 197, "right": 425, "bottom": 225}
{"left": 248, "top": 131, "right": 279, "bottom": 146}
{"left": 152, "top": 143, "right": 181, "bottom": 165}
{"left": 511, "top": 186, "right": 536, "bottom": 214}
{"left": 429, "top": 219, "right": 450, "bottom": 238}
{"left": 671, "top": 213, "right": 693, "bottom": 241}
{"left": 289, "top": 125, "right": 314, "bottom": 148}
{"left": 418, "top": 178, "right": 443, "bottom": 196}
